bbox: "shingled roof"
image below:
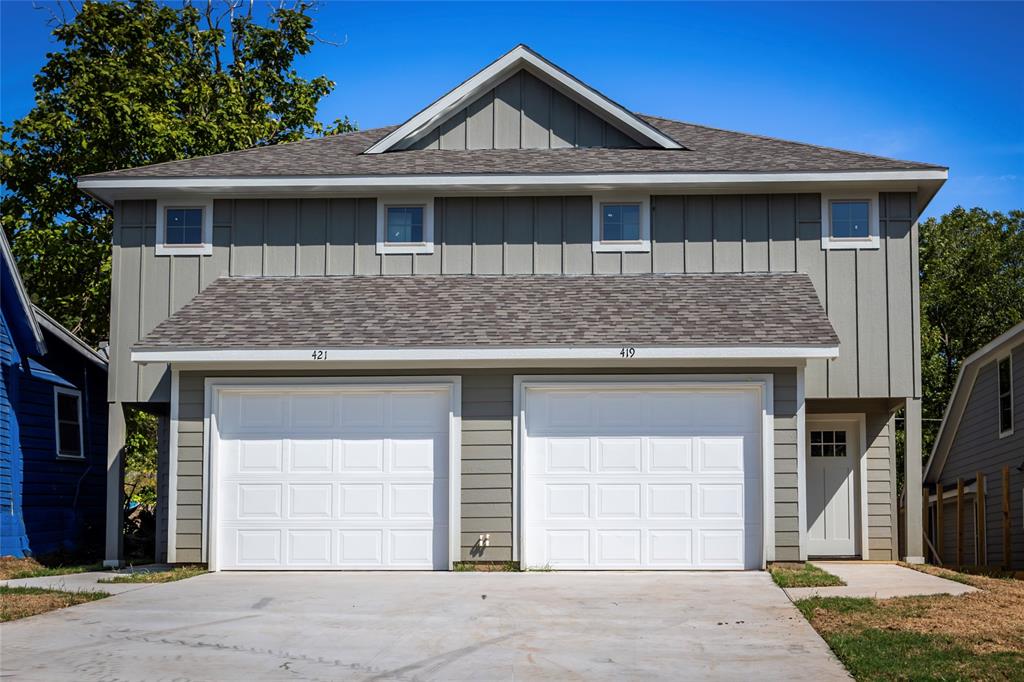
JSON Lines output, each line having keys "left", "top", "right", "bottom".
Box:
{"left": 133, "top": 272, "right": 839, "bottom": 352}
{"left": 82, "top": 115, "right": 942, "bottom": 181}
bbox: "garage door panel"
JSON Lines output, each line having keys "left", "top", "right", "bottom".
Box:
{"left": 596, "top": 439, "right": 642, "bottom": 472}
{"left": 649, "top": 438, "right": 693, "bottom": 472}
{"left": 547, "top": 439, "right": 590, "bottom": 472}
{"left": 216, "top": 386, "right": 451, "bottom": 571}
{"left": 291, "top": 440, "right": 333, "bottom": 472}
{"left": 596, "top": 484, "right": 641, "bottom": 519}
{"left": 523, "top": 385, "right": 762, "bottom": 570}
{"left": 648, "top": 484, "right": 692, "bottom": 518}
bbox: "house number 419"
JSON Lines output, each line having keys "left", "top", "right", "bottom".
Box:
{"left": 619, "top": 347, "right": 636, "bottom": 358}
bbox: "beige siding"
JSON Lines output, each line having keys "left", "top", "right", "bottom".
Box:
{"left": 405, "top": 70, "right": 645, "bottom": 151}
{"left": 112, "top": 192, "right": 919, "bottom": 407}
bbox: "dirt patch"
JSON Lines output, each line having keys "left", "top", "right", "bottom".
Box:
{"left": 805, "top": 569, "right": 1024, "bottom": 655}
{"left": 0, "top": 557, "right": 44, "bottom": 581}
{"left": 0, "top": 587, "right": 108, "bottom": 622}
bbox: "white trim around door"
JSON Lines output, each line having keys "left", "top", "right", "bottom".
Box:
{"left": 513, "top": 374, "right": 775, "bottom": 569}
{"left": 805, "top": 413, "right": 869, "bottom": 559}
{"left": 201, "top": 376, "right": 461, "bottom": 571}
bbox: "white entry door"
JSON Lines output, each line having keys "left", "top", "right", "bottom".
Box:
{"left": 806, "top": 421, "right": 859, "bottom": 557}
{"left": 522, "top": 383, "right": 763, "bottom": 570}
{"left": 212, "top": 384, "right": 452, "bottom": 570}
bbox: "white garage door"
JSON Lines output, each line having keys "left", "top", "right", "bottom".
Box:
{"left": 522, "top": 384, "right": 763, "bottom": 570}
{"left": 213, "top": 385, "right": 451, "bottom": 570}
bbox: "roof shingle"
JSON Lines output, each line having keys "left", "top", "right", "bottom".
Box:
{"left": 81, "top": 115, "right": 943, "bottom": 181}
{"left": 133, "top": 272, "right": 839, "bottom": 351}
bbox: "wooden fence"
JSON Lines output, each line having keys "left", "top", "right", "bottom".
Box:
{"left": 923, "top": 466, "right": 1013, "bottom": 569}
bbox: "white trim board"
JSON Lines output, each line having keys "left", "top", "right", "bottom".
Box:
{"left": 199, "top": 376, "right": 461, "bottom": 572}
{"left": 512, "top": 374, "right": 776, "bottom": 569}
{"left": 133, "top": 345, "right": 839, "bottom": 365}
{"left": 364, "top": 45, "right": 683, "bottom": 154}
{"left": 78, "top": 169, "right": 948, "bottom": 193}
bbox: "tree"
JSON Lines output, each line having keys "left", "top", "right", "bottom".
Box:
{"left": 1, "top": 0, "right": 352, "bottom": 345}
{"left": 919, "top": 207, "right": 1024, "bottom": 451}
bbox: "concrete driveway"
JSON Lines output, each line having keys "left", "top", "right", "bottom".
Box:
{"left": 1, "top": 571, "right": 848, "bottom": 681}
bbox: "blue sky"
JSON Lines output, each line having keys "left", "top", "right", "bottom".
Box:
{"left": 2, "top": 1, "right": 1022, "bottom": 218}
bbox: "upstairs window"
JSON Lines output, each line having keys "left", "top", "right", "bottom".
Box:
{"left": 376, "top": 196, "right": 434, "bottom": 255}
{"left": 998, "top": 356, "right": 1013, "bottom": 437}
{"left": 830, "top": 200, "right": 870, "bottom": 239}
{"left": 820, "top": 193, "right": 879, "bottom": 250}
{"left": 165, "top": 208, "right": 204, "bottom": 245}
{"left": 386, "top": 206, "right": 425, "bottom": 244}
{"left": 601, "top": 203, "right": 642, "bottom": 242}
{"left": 156, "top": 198, "right": 213, "bottom": 256}
{"left": 54, "top": 387, "right": 84, "bottom": 459}
{"left": 592, "top": 195, "right": 650, "bottom": 252}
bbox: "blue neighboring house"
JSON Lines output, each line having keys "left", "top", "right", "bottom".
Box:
{"left": 1, "top": 231, "right": 108, "bottom": 559}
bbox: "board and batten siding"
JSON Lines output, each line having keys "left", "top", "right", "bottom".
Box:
{"left": 110, "top": 192, "right": 920, "bottom": 406}
{"left": 936, "top": 344, "right": 1024, "bottom": 569}
{"left": 172, "top": 368, "right": 798, "bottom": 564}
{"left": 404, "top": 70, "right": 644, "bottom": 151}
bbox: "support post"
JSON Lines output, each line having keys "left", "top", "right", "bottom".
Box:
{"left": 922, "top": 486, "right": 930, "bottom": 553}
{"left": 1004, "top": 466, "right": 1012, "bottom": 570}
{"left": 956, "top": 478, "right": 964, "bottom": 570}
{"left": 104, "top": 402, "right": 126, "bottom": 568}
{"left": 937, "top": 481, "right": 945, "bottom": 562}
{"left": 976, "top": 471, "right": 986, "bottom": 566}
{"left": 903, "top": 398, "right": 924, "bottom": 563}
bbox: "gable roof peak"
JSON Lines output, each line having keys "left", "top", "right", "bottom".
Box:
{"left": 364, "top": 44, "right": 684, "bottom": 154}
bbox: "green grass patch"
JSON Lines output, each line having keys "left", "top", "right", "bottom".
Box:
{"left": 770, "top": 562, "right": 846, "bottom": 588}
{"left": 1, "top": 586, "right": 108, "bottom": 621}
{"left": 820, "top": 628, "right": 1024, "bottom": 681}
{"left": 98, "top": 565, "right": 206, "bottom": 584}
{"left": 795, "top": 596, "right": 877, "bottom": 619}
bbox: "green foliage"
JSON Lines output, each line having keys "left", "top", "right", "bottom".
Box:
{"left": 1, "top": 0, "right": 348, "bottom": 345}
{"left": 795, "top": 596, "right": 877, "bottom": 620}
{"left": 123, "top": 407, "right": 158, "bottom": 510}
{"left": 919, "top": 207, "right": 1024, "bottom": 451}
{"left": 98, "top": 565, "right": 206, "bottom": 583}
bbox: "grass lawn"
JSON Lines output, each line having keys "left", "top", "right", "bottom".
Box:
{"left": 0, "top": 556, "right": 105, "bottom": 581}
{"left": 98, "top": 565, "right": 207, "bottom": 584}
{"left": 0, "top": 586, "right": 108, "bottom": 622}
{"left": 795, "top": 569, "right": 1024, "bottom": 681}
{"left": 769, "top": 562, "right": 846, "bottom": 588}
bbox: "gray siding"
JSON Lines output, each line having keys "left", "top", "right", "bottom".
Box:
{"left": 111, "top": 192, "right": 920, "bottom": 406}
{"left": 173, "top": 368, "right": 798, "bottom": 564}
{"left": 936, "top": 344, "right": 1024, "bottom": 569}
{"left": 404, "top": 70, "right": 645, "bottom": 150}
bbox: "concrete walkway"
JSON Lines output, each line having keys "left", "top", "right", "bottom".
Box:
{"left": 1, "top": 571, "right": 850, "bottom": 681}
{"left": 785, "top": 562, "right": 977, "bottom": 600}
{"left": 1, "top": 564, "right": 172, "bottom": 595}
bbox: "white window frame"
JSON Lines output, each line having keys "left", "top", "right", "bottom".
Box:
{"left": 820, "top": 193, "right": 879, "bottom": 250}
{"left": 53, "top": 386, "right": 85, "bottom": 460}
{"left": 592, "top": 194, "right": 651, "bottom": 252}
{"left": 997, "top": 354, "right": 1014, "bottom": 438}
{"left": 155, "top": 198, "right": 213, "bottom": 256}
{"left": 376, "top": 196, "right": 435, "bottom": 255}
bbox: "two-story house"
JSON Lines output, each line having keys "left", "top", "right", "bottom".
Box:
{"left": 79, "top": 45, "right": 945, "bottom": 571}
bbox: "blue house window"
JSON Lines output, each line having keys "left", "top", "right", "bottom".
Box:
{"left": 54, "top": 387, "right": 84, "bottom": 459}
{"left": 829, "top": 200, "right": 870, "bottom": 239}
{"left": 601, "top": 203, "right": 642, "bottom": 242}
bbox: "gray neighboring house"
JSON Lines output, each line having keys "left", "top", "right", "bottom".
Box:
{"left": 923, "top": 322, "right": 1023, "bottom": 569}
{"left": 79, "top": 45, "right": 946, "bottom": 571}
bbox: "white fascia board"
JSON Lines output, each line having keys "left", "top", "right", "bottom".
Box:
{"left": 132, "top": 345, "right": 839, "bottom": 364}
{"left": 77, "top": 169, "right": 949, "bottom": 194}
{"left": 364, "top": 45, "right": 681, "bottom": 154}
